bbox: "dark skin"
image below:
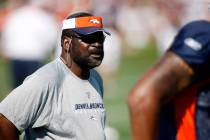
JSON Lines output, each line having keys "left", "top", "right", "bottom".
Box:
{"left": 0, "top": 114, "right": 19, "bottom": 140}
{"left": 128, "top": 51, "right": 195, "bottom": 140}
{"left": 60, "top": 31, "right": 104, "bottom": 79}
{"left": 0, "top": 31, "right": 105, "bottom": 139}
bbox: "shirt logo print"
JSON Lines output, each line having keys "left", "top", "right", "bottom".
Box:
{"left": 90, "top": 116, "right": 97, "bottom": 121}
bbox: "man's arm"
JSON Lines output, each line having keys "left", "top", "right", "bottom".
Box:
{"left": 128, "top": 52, "right": 194, "bottom": 140}
{"left": 0, "top": 114, "right": 19, "bottom": 140}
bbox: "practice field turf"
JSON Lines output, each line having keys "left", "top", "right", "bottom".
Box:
{"left": 104, "top": 43, "right": 159, "bottom": 140}
{"left": 0, "top": 59, "right": 12, "bottom": 101}
{"left": 0, "top": 43, "right": 159, "bottom": 140}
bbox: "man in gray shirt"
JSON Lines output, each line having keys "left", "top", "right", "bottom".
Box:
{"left": 0, "top": 12, "right": 110, "bottom": 140}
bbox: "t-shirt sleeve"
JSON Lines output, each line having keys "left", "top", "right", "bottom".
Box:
{"left": 0, "top": 75, "right": 55, "bottom": 133}
{"left": 90, "top": 70, "right": 104, "bottom": 98}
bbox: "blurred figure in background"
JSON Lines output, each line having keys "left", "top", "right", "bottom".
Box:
{"left": 51, "top": 0, "right": 73, "bottom": 22}
{"left": 72, "top": 0, "right": 93, "bottom": 13}
{"left": 180, "top": 0, "right": 209, "bottom": 25}
{"left": 151, "top": 0, "right": 183, "bottom": 54}
{"left": 116, "top": 0, "right": 153, "bottom": 54}
{"left": 151, "top": 0, "right": 210, "bottom": 54}
{"left": 105, "top": 126, "right": 120, "bottom": 140}
{"left": 0, "top": 0, "right": 58, "bottom": 88}
{"left": 7, "top": 0, "right": 27, "bottom": 9}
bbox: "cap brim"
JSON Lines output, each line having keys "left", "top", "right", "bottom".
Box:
{"left": 72, "top": 27, "right": 111, "bottom": 36}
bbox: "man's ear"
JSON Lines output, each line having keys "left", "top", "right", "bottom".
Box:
{"left": 64, "top": 37, "right": 72, "bottom": 52}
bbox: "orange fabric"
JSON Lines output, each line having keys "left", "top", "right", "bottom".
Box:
{"left": 175, "top": 85, "right": 197, "bottom": 140}
{"left": 75, "top": 16, "right": 103, "bottom": 28}
{"left": 175, "top": 79, "right": 210, "bottom": 140}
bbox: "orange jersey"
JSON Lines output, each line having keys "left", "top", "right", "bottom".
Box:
{"left": 159, "top": 80, "right": 210, "bottom": 140}
{"left": 174, "top": 84, "right": 198, "bottom": 140}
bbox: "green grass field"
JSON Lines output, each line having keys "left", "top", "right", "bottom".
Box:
{"left": 0, "top": 43, "right": 159, "bottom": 140}
{"left": 0, "top": 59, "right": 12, "bottom": 100}
{"left": 104, "top": 44, "right": 159, "bottom": 140}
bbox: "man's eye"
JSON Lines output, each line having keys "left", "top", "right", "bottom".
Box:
{"left": 81, "top": 36, "right": 105, "bottom": 44}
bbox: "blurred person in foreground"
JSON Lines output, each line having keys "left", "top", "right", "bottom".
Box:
{"left": 0, "top": 0, "right": 58, "bottom": 88}
{"left": 128, "top": 20, "right": 210, "bottom": 140}
{"left": 0, "top": 12, "right": 109, "bottom": 140}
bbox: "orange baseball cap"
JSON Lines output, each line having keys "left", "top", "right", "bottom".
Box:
{"left": 62, "top": 16, "right": 110, "bottom": 35}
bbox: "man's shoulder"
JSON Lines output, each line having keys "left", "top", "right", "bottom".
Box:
{"left": 24, "top": 59, "right": 64, "bottom": 85}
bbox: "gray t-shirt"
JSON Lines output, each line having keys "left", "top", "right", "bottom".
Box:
{"left": 0, "top": 58, "right": 106, "bottom": 140}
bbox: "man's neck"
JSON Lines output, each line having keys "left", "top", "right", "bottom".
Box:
{"left": 60, "top": 56, "right": 90, "bottom": 80}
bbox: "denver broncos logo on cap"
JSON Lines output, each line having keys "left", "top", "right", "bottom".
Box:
{"left": 89, "top": 19, "right": 100, "bottom": 24}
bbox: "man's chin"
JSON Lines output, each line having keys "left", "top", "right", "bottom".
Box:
{"left": 88, "top": 61, "right": 102, "bottom": 69}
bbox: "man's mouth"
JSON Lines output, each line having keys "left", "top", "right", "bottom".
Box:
{"left": 90, "top": 54, "right": 102, "bottom": 58}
